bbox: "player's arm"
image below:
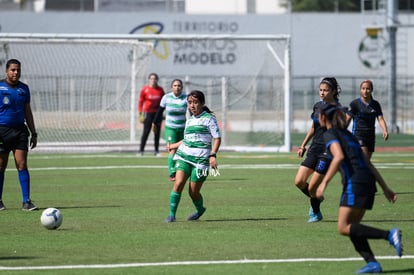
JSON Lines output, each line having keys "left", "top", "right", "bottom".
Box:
{"left": 153, "top": 106, "right": 165, "bottom": 125}
{"left": 377, "top": 115, "right": 389, "bottom": 141}
{"left": 298, "top": 122, "right": 314, "bottom": 157}
{"left": 137, "top": 88, "right": 146, "bottom": 113}
{"left": 167, "top": 140, "right": 183, "bottom": 151}
{"left": 364, "top": 153, "right": 396, "bottom": 203}
{"left": 24, "top": 103, "right": 37, "bottom": 149}
{"left": 209, "top": 137, "right": 221, "bottom": 169}
{"left": 345, "top": 112, "right": 353, "bottom": 128}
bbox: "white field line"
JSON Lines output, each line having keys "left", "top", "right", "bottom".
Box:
{"left": 30, "top": 152, "right": 414, "bottom": 159}
{"left": 27, "top": 163, "right": 414, "bottom": 171}
{"left": 1, "top": 256, "right": 413, "bottom": 271}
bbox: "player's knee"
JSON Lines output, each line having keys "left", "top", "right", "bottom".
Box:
{"left": 294, "top": 176, "right": 306, "bottom": 188}
{"left": 337, "top": 224, "right": 350, "bottom": 236}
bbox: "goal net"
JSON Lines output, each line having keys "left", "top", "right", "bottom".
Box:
{"left": 0, "top": 34, "right": 291, "bottom": 153}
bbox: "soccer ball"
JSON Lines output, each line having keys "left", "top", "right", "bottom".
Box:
{"left": 40, "top": 208, "right": 63, "bottom": 230}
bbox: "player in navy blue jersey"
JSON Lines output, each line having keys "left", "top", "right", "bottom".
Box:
{"left": 294, "top": 77, "right": 341, "bottom": 223}
{"left": 316, "top": 103, "right": 402, "bottom": 274}
{"left": 0, "top": 59, "right": 38, "bottom": 211}
{"left": 348, "top": 80, "right": 388, "bottom": 159}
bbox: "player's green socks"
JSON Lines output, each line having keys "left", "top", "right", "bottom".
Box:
{"left": 168, "top": 154, "right": 175, "bottom": 175}
{"left": 169, "top": 191, "right": 181, "bottom": 217}
{"left": 192, "top": 195, "right": 205, "bottom": 213}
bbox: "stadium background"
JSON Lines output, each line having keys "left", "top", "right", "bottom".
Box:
{"left": 0, "top": 2, "right": 413, "bottom": 151}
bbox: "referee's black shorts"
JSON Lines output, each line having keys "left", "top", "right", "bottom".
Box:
{"left": 0, "top": 125, "right": 30, "bottom": 153}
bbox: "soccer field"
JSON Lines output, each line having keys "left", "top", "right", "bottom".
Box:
{"left": 0, "top": 152, "right": 413, "bottom": 274}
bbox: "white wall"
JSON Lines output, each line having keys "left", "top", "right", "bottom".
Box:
{"left": 0, "top": 11, "right": 412, "bottom": 77}
{"left": 186, "top": 0, "right": 247, "bottom": 14}
{"left": 256, "top": 0, "right": 286, "bottom": 14}
{"left": 185, "top": 0, "right": 286, "bottom": 14}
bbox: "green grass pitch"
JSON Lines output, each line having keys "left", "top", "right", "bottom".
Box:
{"left": 0, "top": 151, "right": 413, "bottom": 274}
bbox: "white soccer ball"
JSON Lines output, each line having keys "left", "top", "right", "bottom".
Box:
{"left": 40, "top": 208, "right": 63, "bottom": 230}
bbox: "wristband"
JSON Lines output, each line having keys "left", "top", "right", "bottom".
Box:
{"left": 209, "top": 154, "right": 217, "bottom": 158}
{"left": 32, "top": 132, "right": 38, "bottom": 138}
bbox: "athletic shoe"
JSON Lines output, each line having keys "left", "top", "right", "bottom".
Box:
{"left": 0, "top": 200, "right": 5, "bottom": 211}
{"left": 308, "top": 207, "right": 323, "bottom": 223}
{"left": 169, "top": 174, "right": 176, "bottom": 182}
{"left": 154, "top": 152, "right": 161, "bottom": 157}
{"left": 22, "top": 200, "right": 38, "bottom": 211}
{"left": 165, "top": 216, "right": 176, "bottom": 223}
{"left": 187, "top": 207, "right": 206, "bottom": 221}
{"left": 388, "top": 228, "right": 403, "bottom": 257}
{"left": 355, "top": 261, "right": 382, "bottom": 274}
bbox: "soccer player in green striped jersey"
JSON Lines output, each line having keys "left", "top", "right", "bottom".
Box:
{"left": 153, "top": 79, "right": 187, "bottom": 181}
{"left": 165, "top": 90, "right": 221, "bottom": 222}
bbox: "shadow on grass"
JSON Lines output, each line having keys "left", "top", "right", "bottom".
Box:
{"left": 321, "top": 218, "right": 414, "bottom": 223}
{"left": 0, "top": 256, "right": 37, "bottom": 261}
{"left": 205, "top": 217, "right": 288, "bottom": 222}
{"left": 39, "top": 205, "right": 121, "bottom": 210}
{"left": 375, "top": 192, "right": 414, "bottom": 197}
{"left": 383, "top": 268, "right": 414, "bottom": 274}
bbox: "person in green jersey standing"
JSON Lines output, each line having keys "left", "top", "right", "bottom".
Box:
{"left": 165, "top": 90, "right": 221, "bottom": 222}
{"left": 153, "top": 79, "right": 187, "bottom": 181}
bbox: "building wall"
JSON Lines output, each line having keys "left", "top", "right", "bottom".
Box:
{"left": 1, "top": 11, "right": 411, "bottom": 77}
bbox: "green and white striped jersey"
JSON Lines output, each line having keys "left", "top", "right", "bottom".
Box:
{"left": 160, "top": 92, "right": 187, "bottom": 129}
{"left": 174, "top": 110, "right": 221, "bottom": 169}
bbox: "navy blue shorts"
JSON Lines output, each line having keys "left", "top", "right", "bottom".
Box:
{"left": 0, "top": 126, "right": 30, "bottom": 153}
{"left": 355, "top": 131, "right": 376, "bottom": 152}
{"left": 301, "top": 146, "right": 331, "bottom": 175}
{"left": 340, "top": 193, "right": 375, "bottom": 210}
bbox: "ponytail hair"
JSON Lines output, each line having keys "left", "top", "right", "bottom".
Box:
{"left": 320, "top": 77, "right": 341, "bottom": 101}
{"left": 321, "top": 104, "right": 348, "bottom": 130}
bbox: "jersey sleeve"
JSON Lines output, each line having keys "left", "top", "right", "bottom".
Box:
{"left": 373, "top": 100, "right": 383, "bottom": 117}
{"left": 349, "top": 99, "right": 358, "bottom": 116}
{"left": 138, "top": 87, "right": 146, "bottom": 112}
{"left": 208, "top": 116, "right": 221, "bottom": 139}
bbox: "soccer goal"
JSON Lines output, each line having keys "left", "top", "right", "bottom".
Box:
{"left": 0, "top": 33, "right": 291, "bottom": 153}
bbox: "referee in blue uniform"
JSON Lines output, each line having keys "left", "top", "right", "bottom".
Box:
{"left": 0, "top": 59, "right": 38, "bottom": 211}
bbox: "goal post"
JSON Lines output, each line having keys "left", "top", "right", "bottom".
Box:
{"left": 0, "top": 33, "right": 291, "bottom": 153}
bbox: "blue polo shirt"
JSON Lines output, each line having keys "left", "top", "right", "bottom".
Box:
{"left": 0, "top": 79, "right": 31, "bottom": 127}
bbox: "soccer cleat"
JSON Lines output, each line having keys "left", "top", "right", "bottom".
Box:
{"left": 388, "top": 228, "right": 403, "bottom": 257}
{"left": 0, "top": 200, "right": 6, "bottom": 211}
{"left": 355, "top": 261, "right": 382, "bottom": 274}
{"left": 22, "top": 200, "right": 38, "bottom": 211}
{"left": 187, "top": 207, "right": 206, "bottom": 221}
{"left": 165, "top": 216, "right": 176, "bottom": 223}
{"left": 169, "top": 173, "right": 176, "bottom": 182}
{"left": 308, "top": 207, "right": 323, "bottom": 223}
